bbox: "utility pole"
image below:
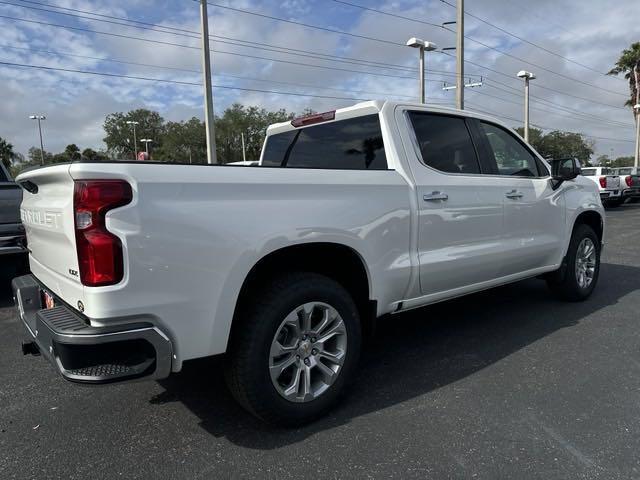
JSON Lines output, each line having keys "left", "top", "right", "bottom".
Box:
{"left": 456, "top": 0, "right": 464, "bottom": 110}
{"left": 241, "top": 132, "right": 247, "bottom": 162}
{"left": 517, "top": 71, "right": 536, "bottom": 143}
{"left": 634, "top": 62, "right": 640, "bottom": 169}
{"left": 126, "top": 120, "right": 139, "bottom": 160}
{"left": 200, "top": 0, "right": 217, "bottom": 164}
{"left": 29, "top": 115, "right": 46, "bottom": 165}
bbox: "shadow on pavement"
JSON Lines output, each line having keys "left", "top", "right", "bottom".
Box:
{"left": 152, "top": 262, "right": 640, "bottom": 448}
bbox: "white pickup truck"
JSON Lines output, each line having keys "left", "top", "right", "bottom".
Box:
{"left": 580, "top": 166, "right": 623, "bottom": 207}
{"left": 12, "top": 101, "right": 604, "bottom": 425}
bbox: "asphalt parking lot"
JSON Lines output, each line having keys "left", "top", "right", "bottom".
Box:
{"left": 1, "top": 205, "right": 640, "bottom": 479}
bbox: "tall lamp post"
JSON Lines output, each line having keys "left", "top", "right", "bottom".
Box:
{"left": 406, "top": 38, "right": 438, "bottom": 104}
{"left": 517, "top": 70, "right": 536, "bottom": 143}
{"left": 140, "top": 138, "right": 153, "bottom": 157}
{"left": 29, "top": 115, "right": 46, "bottom": 165}
{"left": 634, "top": 103, "right": 640, "bottom": 169}
{"left": 200, "top": 0, "right": 217, "bottom": 164}
{"left": 126, "top": 120, "right": 139, "bottom": 160}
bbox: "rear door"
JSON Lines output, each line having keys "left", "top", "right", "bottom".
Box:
{"left": 0, "top": 163, "right": 22, "bottom": 225}
{"left": 401, "top": 110, "right": 505, "bottom": 296}
{"left": 473, "top": 120, "right": 565, "bottom": 275}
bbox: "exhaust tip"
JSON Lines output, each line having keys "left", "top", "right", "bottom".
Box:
{"left": 21, "top": 341, "right": 40, "bottom": 356}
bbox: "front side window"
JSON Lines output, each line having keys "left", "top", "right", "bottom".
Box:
{"left": 0, "top": 165, "right": 8, "bottom": 182}
{"left": 408, "top": 112, "right": 480, "bottom": 174}
{"left": 480, "top": 122, "right": 541, "bottom": 177}
{"left": 261, "top": 114, "right": 387, "bottom": 170}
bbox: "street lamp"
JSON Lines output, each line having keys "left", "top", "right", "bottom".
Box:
{"left": 517, "top": 70, "right": 536, "bottom": 143}
{"left": 126, "top": 120, "right": 139, "bottom": 160}
{"left": 634, "top": 103, "right": 640, "bottom": 169}
{"left": 140, "top": 138, "right": 153, "bottom": 156}
{"left": 406, "top": 37, "right": 438, "bottom": 104}
{"left": 29, "top": 115, "right": 46, "bottom": 165}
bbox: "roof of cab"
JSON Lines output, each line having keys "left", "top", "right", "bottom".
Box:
{"left": 264, "top": 99, "right": 515, "bottom": 137}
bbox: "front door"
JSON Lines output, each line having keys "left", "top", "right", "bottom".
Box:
{"left": 474, "top": 121, "right": 566, "bottom": 276}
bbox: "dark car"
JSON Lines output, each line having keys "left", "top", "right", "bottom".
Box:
{"left": 0, "top": 163, "right": 27, "bottom": 275}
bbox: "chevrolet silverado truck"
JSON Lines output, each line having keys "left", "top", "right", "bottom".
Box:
{"left": 613, "top": 167, "right": 640, "bottom": 203}
{"left": 580, "top": 166, "right": 623, "bottom": 207}
{"left": 12, "top": 101, "right": 605, "bottom": 425}
{"left": 0, "top": 162, "right": 26, "bottom": 267}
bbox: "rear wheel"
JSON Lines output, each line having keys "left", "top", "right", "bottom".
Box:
{"left": 225, "top": 272, "right": 361, "bottom": 426}
{"left": 546, "top": 224, "right": 600, "bottom": 301}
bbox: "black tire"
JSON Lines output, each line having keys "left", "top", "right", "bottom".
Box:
{"left": 225, "top": 272, "right": 362, "bottom": 426}
{"left": 546, "top": 224, "right": 600, "bottom": 301}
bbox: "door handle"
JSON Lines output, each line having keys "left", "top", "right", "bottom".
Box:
{"left": 505, "top": 190, "right": 524, "bottom": 199}
{"left": 423, "top": 191, "right": 449, "bottom": 201}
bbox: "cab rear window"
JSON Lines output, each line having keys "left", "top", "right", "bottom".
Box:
{"left": 261, "top": 114, "right": 388, "bottom": 170}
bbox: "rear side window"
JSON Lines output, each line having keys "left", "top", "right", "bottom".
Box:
{"left": 479, "top": 122, "right": 541, "bottom": 177}
{"left": 0, "top": 165, "right": 8, "bottom": 181}
{"left": 581, "top": 168, "right": 596, "bottom": 176}
{"left": 408, "top": 112, "right": 480, "bottom": 174}
{"left": 261, "top": 114, "right": 387, "bottom": 169}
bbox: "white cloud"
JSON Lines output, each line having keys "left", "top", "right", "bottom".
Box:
{"left": 0, "top": 0, "right": 637, "bottom": 158}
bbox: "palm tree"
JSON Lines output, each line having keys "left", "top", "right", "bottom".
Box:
{"left": 608, "top": 42, "right": 640, "bottom": 120}
{"left": 0, "top": 137, "right": 16, "bottom": 170}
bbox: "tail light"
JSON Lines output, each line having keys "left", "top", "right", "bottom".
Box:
{"left": 625, "top": 175, "right": 633, "bottom": 187}
{"left": 74, "top": 180, "right": 133, "bottom": 287}
{"left": 599, "top": 176, "right": 607, "bottom": 188}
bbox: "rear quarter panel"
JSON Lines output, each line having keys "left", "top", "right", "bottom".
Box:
{"left": 68, "top": 163, "right": 413, "bottom": 366}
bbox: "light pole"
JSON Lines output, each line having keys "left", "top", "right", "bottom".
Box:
{"left": 517, "top": 70, "right": 536, "bottom": 143}
{"left": 29, "top": 115, "right": 46, "bottom": 165}
{"left": 200, "top": 0, "right": 217, "bottom": 164}
{"left": 634, "top": 104, "right": 640, "bottom": 169}
{"left": 140, "top": 138, "right": 153, "bottom": 156}
{"left": 456, "top": 0, "right": 464, "bottom": 109}
{"left": 406, "top": 38, "right": 438, "bottom": 104}
{"left": 126, "top": 120, "right": 139, "bottom": 160}
{"left": 241, "top": 132, "right": 246, "bottom": 162}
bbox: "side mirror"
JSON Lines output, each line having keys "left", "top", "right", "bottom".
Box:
{"left": 550, "top": 158, "right": 580, "bottom": 190}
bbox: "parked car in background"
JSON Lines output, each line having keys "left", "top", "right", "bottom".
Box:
{"left": 581, "top": 167, "right": 623, "bottom": 207}
{"left": 613, "top": 167, "right": 640, "bottom": 203}
{"left": 12, "top": 101, "right": 605, "bottom": 425}
{"left": 0, "top": 163, "right": 26, "bottom": 275}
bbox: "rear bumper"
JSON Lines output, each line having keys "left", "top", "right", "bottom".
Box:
{"left": 622, "top": 187, "right": 640, "bottom": 198}
{"left": 0, "top": 223, "right": 26, "bottom": 256}
{"left": 600, "top": 190, "right": 621, "bottom": 199}
{"left": 12, "top": 274, "right": 173, "bottom": 384}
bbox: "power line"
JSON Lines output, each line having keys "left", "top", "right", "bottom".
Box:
{"left": 438, "top": 0, "right": 625, "bottom": 82}
{"left": 466, "top": 102, "right": 635, "bottom": 143}
{"left": 201, "top": 1, "right": 404, "bottom": 47}
{"left": 0, "top": 60, "right": 382, "bottom": 101}
{"left": 4, "top": 0, "right": 428, "bottom": 74}
{"left": 440, "top": 52, "right": 629, "bottom": 110}
{"left": 0, "top": 15, "right": 431, "bottom": 82}
{"left": 336, "top": 0, "right": 627, "bottom": 97}
{"left": 0, "top": 43, "right": 433, "bottom": 99}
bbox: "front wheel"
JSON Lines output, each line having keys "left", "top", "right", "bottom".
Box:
{"left": 225, "top": 272, "right": 361, "bottom": 426}
{"left": 546, "top": 224, "right": 600, "bottom": 301}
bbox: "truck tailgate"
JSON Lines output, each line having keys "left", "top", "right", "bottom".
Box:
{"left": 605, "top": 176, "right": 620, "bottom": 190}
{"left": 18, "top": 165, "right": 83, "bottom": 303}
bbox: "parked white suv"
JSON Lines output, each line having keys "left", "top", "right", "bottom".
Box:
{"left": 12, "top": 101, "right": 604, "bottom": 425}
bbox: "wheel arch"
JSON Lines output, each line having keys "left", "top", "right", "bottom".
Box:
{"left": 228, "top": 242, "right": 376, "bottom": 348}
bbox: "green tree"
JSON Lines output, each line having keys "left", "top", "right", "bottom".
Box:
{"left": 515, "top": 127, "right": 594, "bottom": 166}
{"left": 0, "top": 137, "right": 17, "bottom": 170}
{"left": 608, "top": 42, "right": 640, "bottom": 119}
{"left": 82, "top": 148, "right": 110, "bottom": 162}
{"left": 27, "top": 147, "right": 54, "bottom": 165}
{"left": 103, "top": 109, "right": 165, "bottom": 159}
{"left": 158, "top": 118, "right": 207, "bottom": 163}
{"left": 214, "top": 104, "right": 294, "bottom": 163}
{"left": 612, "top": 156, "right": 634, "bottom": 167}
{"left": 64, "top": 144, "right": 81, "bottom": 161}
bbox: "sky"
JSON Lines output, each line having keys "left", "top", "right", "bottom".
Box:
{"left": 0, "top": 0, "right": 637, "bottom": 159}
